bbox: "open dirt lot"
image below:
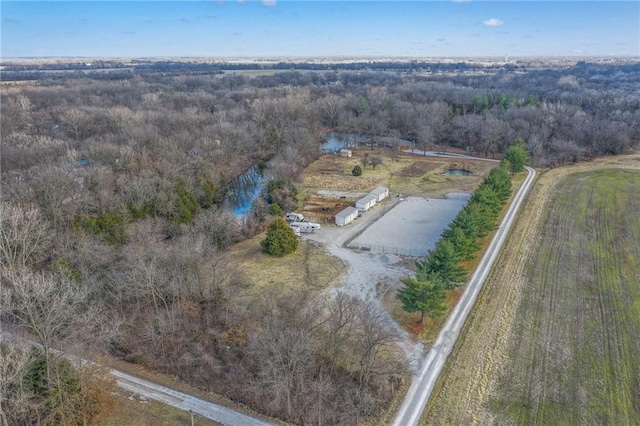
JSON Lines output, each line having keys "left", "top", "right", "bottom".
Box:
{"left": 299, "top": 148, "right": 492, "bottom": 225}
{"left": 301, "top": 148, "right": 494, "bottom": 197}
{"left": 424, "top": 153, "right": 640, "bottom": 425}
{"left": 348, "top": 195, "right": 470, "bottom": 257}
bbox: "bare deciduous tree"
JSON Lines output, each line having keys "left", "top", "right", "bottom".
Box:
{"left": 1, "top": 267, "right": 88, "bottom": 381}
{"left": 0, "top": 345, "right": 33, "bottom": 426}
{"left": 0, "top": 203, "right": 52, "bottom": 270}
{"left": 249, "top": 318, "right": 315, "bottom": 419}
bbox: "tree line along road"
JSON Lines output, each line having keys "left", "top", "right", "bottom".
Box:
{"left": 392, "top": 165, "right": 536, "bottom": 426}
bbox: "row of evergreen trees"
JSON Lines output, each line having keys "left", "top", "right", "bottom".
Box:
{"left": 397, "top": 162, "right": 514, "bottom": 324}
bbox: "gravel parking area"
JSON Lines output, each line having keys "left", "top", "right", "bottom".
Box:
{"left": 348, "top": 195, "right": 470, "bottom": 256}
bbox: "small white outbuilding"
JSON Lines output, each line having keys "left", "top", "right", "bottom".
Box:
{"left": 356, "top": 193, "right": 377, "bottom": 212}
{"left": 369, "top": 186, "right": 389, "bottom": 203}
{"left": 339, "top": 149, "right": 352, "bottom": 157}
{"left": 335, "top": 206, "right": 359, "bottom": 226}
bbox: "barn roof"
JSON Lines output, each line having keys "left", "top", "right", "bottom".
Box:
{"left": 357, "top": 193, "right": 378, "bottom": 204}
{"left": 336, "top": 206, "right": 359, "bottom": 218}
{"left": 370, "top": 186, "right": 388, "bottom": 196}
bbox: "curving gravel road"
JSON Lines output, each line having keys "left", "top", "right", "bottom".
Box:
{"left": 392, "top": 165, "right": 536, "bottom": 426}
{"left": 0, "top": 331, "right": 273, "bottom": 426}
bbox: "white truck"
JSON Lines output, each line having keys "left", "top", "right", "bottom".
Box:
{"left": 289, "top": 222, "right": 321, "bottom": 234}
{"left": 286, "top": 212, "right": 304, "bottom": 223}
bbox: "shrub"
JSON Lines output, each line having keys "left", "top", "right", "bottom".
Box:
{"left": 269, "top": 203, "right": 283, "bottom": 216}
{"left": 352, "top": 165, "right": 362, "bottom": 176}
{"left": 78, "top": 211, "right": 126, "bottom": 246}
{"left": 195, "top": 176, "right": 219, "bottom": 209}
{"left": 261, "top": 217, "right": 298, "bottom": 256}
{"left": 173, "top": 181, "right": 200, "bottom": 224}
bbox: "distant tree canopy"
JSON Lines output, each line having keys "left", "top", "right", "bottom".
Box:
{"left": 261, "top": 217, "right": 298, "bottom": 256}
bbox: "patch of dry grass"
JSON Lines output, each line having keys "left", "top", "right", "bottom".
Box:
{"left": 301, "top": 148, "right": 496, "bottom": 198}
{"left": 226, "top": 235, "right": 345, "bottom": 295}
{"left": 99, "top": 391, "right": 218, "bottom": 426}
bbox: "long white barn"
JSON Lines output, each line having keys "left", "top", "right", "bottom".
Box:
{"left": 335, "top": 206, "right": 359, "bottom": 226}
{"left": 370, "top": 186, "right": 389, "bottom": 202}
{"left": 356, "top": 193, "right": 377, "bottom": 212}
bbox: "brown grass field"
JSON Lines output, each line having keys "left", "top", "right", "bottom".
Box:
{"left": 99, "top": 391, "right": 218, "bottom": 426}
{"left": 423, "top": 153, "right": 640, "bottom": 425}
{"left": 301, "top": 148, "right": 496, "bottom": 198}
{"left": 226, "top": 238, "right": 346, "bottom": 295}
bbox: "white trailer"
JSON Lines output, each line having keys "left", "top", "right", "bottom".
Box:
{"left": 356, "top": 193, "right": 377, "bottom": 212}
{"left": 370, "top": 186, "right": 389, "bottom": 202}
{"left": 289, "top": 226, "right": 301, "bottom": 237}
{"left": 335, "top": 206, "right": 359, "bottom": 226}
{"left": 286, "top": 212, "right": 304, "bottom": 222}
{"left": 289, "top": 222, "right": 321, "bottom": 233}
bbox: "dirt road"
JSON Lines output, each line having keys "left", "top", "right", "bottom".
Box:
{"left": 392, "top": 165, "right": 537, "bottom": 426}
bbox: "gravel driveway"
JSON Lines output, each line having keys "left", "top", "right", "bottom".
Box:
{"left": 303, "top": 193, "right": 470, "bottom": 368}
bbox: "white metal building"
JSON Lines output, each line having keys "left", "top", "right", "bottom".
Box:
{"left": 356, "top": 194, "right": 378, "bottom": 212}
{"left": 339, "top": 149, "right": 352, "bottom": 157}
{"left": 335, "top": 206, "right": 359, "bottom": 226}
{"left": 370, "top": 186, "right": 389, "bottom": 202}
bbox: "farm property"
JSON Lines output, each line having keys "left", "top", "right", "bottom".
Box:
{"left": 424, "top": 155, "right": 640, "bottom": 425}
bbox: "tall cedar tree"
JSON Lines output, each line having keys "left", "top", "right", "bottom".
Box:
{"left": 448, "top": 206, "right": 481, "bottom": 241}
{"left": 484, "top": 165, "right": 512, "bottom": 203}
{"left": 419, "top": 239, "right": 468, "bottom": 288}
{"left": 261, "top": 217, "right": 298, "bottom": 256}
{"left": 442, "top": 225, "right": 480, "bottom": 261}
{"left": 503, "top": 138, "right": 530, "bottom": 174}
{"left": 397, "top": 274, "right": 447, "bottom": 324}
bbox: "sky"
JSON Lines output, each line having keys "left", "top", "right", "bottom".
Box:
{"left": 1, "top": 1, "right": 639, "bottom": 58}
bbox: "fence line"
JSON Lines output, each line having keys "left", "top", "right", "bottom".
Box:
{"left": 347, "top": 242, "right": 428, "bottom": 257}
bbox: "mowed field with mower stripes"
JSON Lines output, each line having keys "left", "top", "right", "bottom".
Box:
{"left": 424, "top": 158, "right": 640, "bottom": 425}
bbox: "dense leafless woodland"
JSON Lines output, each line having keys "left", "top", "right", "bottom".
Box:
{"left": 1, "top": 62, "right": 639, "bottom": 424}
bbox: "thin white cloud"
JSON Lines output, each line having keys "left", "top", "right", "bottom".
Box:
{"left": 483, "top": 18, "right": 504, "bottom": 27}
{"left": 262, "top": 0, "right": 277, "bottom": 7}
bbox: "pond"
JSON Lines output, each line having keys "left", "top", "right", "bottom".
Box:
{"left": 321, "top": 133, "right": 367, "bottom": 153}
{"left": 445, "top": 169, "right": 472, "bottom": 176}
{"left": 223, "top": 164, "right": 267, "bottom": 216}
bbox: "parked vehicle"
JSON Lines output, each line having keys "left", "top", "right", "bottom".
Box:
{"left": 286, "top": 212, "right": 304, "bottom": 222}
{"left": 289, "top": 222, "right": 321, "bottom": 233}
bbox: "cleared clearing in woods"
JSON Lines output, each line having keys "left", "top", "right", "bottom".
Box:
{"left": 301, "top": 148, "right": 495, "bottom": 197}
{"left": 424, "top": 154, "right": 640, "bottom": 425}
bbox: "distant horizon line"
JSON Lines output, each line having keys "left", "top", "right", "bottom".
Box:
{"left": 3, "top": 54, "right": 639, "bottom": 62}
